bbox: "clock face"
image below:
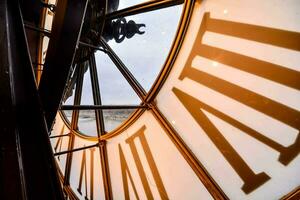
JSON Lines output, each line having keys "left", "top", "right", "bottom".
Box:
{"left": 46, "top": 0, "right": 300, "bottom": 199}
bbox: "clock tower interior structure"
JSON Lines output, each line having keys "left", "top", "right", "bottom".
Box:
{"left": 0, "top": 0, "right": 299, "bottom": 199}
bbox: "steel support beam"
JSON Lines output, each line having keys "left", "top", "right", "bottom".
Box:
{"left": 89, "top": 53, "right": 113, "bottom": 199}
{"left": 64, "top": 61, "right": 85, "bottom": 185}
{"left": 50, "top": 134, "right": 69, "bottom": 139}
{"left": 106, "top": 0, "right": 184, "bottom": 20}
{"left": 79, "top": 41, "right": 106, "bottom": 52}
{"left": 24, "top": 23, "right": 51, "bottom": 37}
{"left": 38, "top": 0, "right": 89, "bottom": 129}
{"left": 61, "top": 104, "right": 147, "bottom": 110}
{"left": 0, "top": 0, "right": 64, "bottom": 199}
{"left": 54, "top": 143, "right": 98, "bottom": 156}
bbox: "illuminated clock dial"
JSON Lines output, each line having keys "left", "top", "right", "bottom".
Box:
{"left": 45, "top": 0, "right": 192, "bottom": 199}
{"left": 43, "top": 0, "right": 300, "bottom": 199}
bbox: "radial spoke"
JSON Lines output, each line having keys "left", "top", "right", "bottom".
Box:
{"left": 70, "top": 63, "right": 85, "bottom": 131}
{"left": 106, "top": 0, "right": 184, "bottom": 20}
{"left": 54, "top": 143, "right": 98, "bottom": 156}
{"left": 24, "top": 23, "right": 51, "bottom": 37}
{"left": 64, "top": 60, "right": 85, "bottom": 185}
{"left": 89, "top": 53, "right": 106, "bottom": 135}
{"left": 79, "top": 41, "right": 106, "bottom": 52}
{"left": 50, "top": 134, "right": 69, "bottom": 139}
{"left": 61, "top": 105, "right": 148, "bottom": 110}
{"left": 99, "top": 37, "right": 147, "bottom": 101}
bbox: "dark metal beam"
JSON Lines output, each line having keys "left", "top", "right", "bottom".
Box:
{"left": 89, "top": 53, "right": 105, "bottom": 135}
{"left": 88, "top": 53, "right": 113, "bottom": 199}
{"left": 0, "top": 1, "right": 25, "bottom": 198}
{"left": 61, "top": 105, "right": 147, "bottom": 110}
{"left": 106, "top": 0, "right": 184, "bottom": 20}
{"left": 79, "top": 41, "right": 106, "bottom": 52}
{"left": 54, "top": 143, "right": 98, "bottom": 156}
{"left": 99, "top": 37, "right": 146, "bottom": 100}
{"left": 0, "top": 0, "right": 64, "bottom": 199}
{"left": 24, "top": 23, "right": 51, "bottom": 37}
{"left": 64, "top": 61, "right": 85, "bottom": 185}
{"left": 38, "top": 0, "right": 89, "bottom": 129}
{"left": 99, "top": 140, "right": 113, "bottom": 199}
{"left": 49, "top": 134, "right": 69, "bottom": 139}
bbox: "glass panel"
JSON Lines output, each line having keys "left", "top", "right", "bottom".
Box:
{"left": 106, "top": 5, "right": 183, "bottom": 91}
{"left": 107, "top": 0, "right": 146, "bottom": 13}
{"left": 63, "top": 110, "right": 73, "bottom": 123}
{"left": 95, "top": 51, "right": 141, "bottom": 105}
{"left": 62, "top": 75, "right": 76, "bottom": 122}
{"left": 78, "top": 110, "right": 98, "bottom": 137}
{"left": 77, "top": 64, "right": 98, "bottom": 137}
{"left": 103, "top": 109, "right": 135, "bottom": 132}
{"left": 80, "top": 64, "right": 94, "bottom": 105}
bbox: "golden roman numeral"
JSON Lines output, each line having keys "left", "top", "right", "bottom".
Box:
{"left": 173, "top": 87, "right": 271, "bottom": 193}
{"left": 180, "top": 12, "right": 300, "bottom": 90}
{"left": 174, "top": 12, "right": 300, "bottom": 194}
{"left": 119, "top": 144, "right": 140, "bottom": 200}
{"left": 77, "top": 147, "right": 95, "bottom": 200}
{"left": 119, "top": 126, "right": 168, "bottom": 200}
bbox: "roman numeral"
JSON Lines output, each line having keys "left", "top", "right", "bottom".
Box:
{"left": 119, "top": 144, "right": 140, "bottom": 200}
{"left": 77, "top": 147, "right": 95, "bottom": 200}
{"left": 174, "top": 12, "right": 300, "bottom": 194}
{"left": 119, "top": 126, "right": 168, "bottom": 200}
{"left": 173, "top": 87, "right": 271, "bottom": 193}
{"left": 180, "top": 12, "right": 300, "bottom": 91}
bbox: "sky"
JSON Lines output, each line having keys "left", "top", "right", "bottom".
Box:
{"left": 66, "top": 1, "right": 183, "bottom": 106}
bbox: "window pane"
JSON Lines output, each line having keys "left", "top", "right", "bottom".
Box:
{"left": 77, "top": 110, "right": 98, "bottom": 137}
{"left": 77, "top": 67, "right": 98, "bottom": 137}
{"left": 108, "top": 0, "right": 147, "bottom": 13}
{"left": 80, "top": 63, "right": 94, "bottom": 105}
{"left": 95, "top": 51, "right": 141, "bottom": 105}
{"left": 106, "top": 5, "right": 183, "bottom": 91}
{"left": 103, "top": 109, "right": 135, "bottom": 132}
